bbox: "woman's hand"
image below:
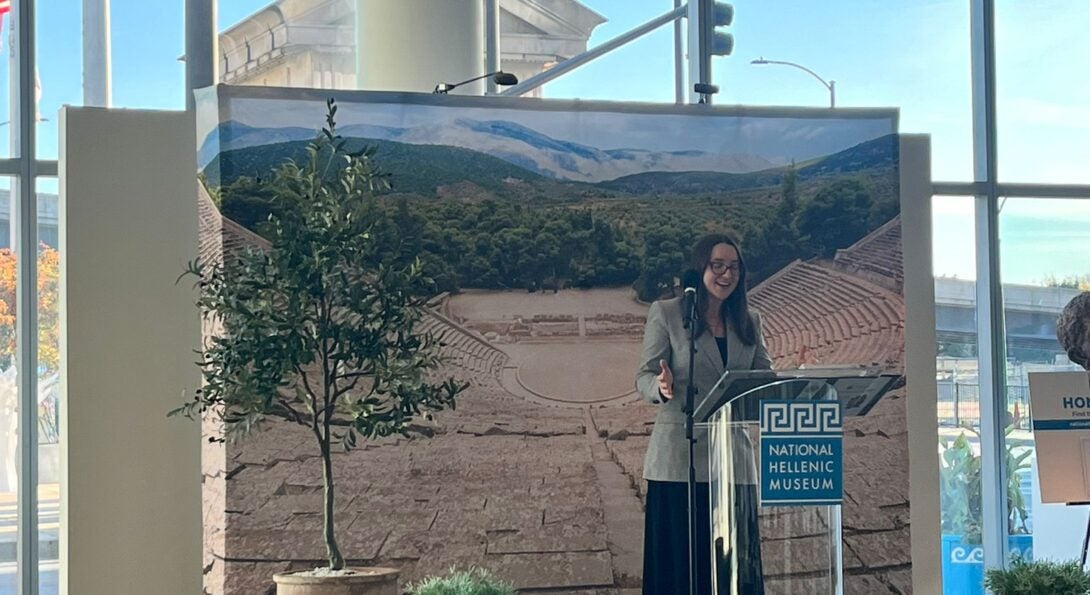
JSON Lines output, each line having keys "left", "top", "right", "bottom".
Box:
{"left": 657, "top": 359, "right": 674, "bottom": 401}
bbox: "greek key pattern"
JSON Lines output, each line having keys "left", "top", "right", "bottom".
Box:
{"left": 950, "top": 546, "right": 984, "bottom": 564}
{"left": 950, "top": 544, "right": 1032, "bottom": 565}
{"left": 760, "top": 401, "right": 842, "bottom": 434}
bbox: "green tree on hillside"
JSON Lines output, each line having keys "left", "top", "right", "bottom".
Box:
{"left": 217, "top": 175, "right": 280, "bottom": 237}
{"left": 572, "top": 218, "right": 639, "bottom": 287}
{"left": 797, "top": 178, "right": 874, "bottom": 258}
{"left": 634, "top": 228, "right": 686, "bottom": 302}
{"left": 747, "top": 162, "right": 803, "bottom": 284}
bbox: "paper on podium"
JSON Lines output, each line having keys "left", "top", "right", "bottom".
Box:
{"left": 695, "top": 365, "right": 902, "bottom": 423}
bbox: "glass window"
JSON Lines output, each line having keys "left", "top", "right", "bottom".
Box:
{"left": 540, "top": 3, "right": 676, "bottom": 103}
{"left": 545, "top": 1, "right": 974, "bottom": 182}
{"left": 0, "top": 176, "right": 62, "bottom": 593}
{"left": 31, "top": 0, "right": 194, "bottom": 129}
{"left": 0, "top": 19, "right": 10, "bottom": 158}
{"left": 934, "top": 195, "right": 987, "bottom": 595}
{"left": 34, "top": 0, "right": 82, "bottom": 160}
{"left": 110, "top": 0, "right": 186, "bottom": 110}
{"left": 216, "top": 0, "right": 608, "bottom": 95}
{"left": 36, "top": 176, "right": 59, "bottom": 595}
{"left": 998, "top": 197, "right": 1090, "bottom": 567}
{"left": 218, "top": 0, "right": 356, "bottom": 90}
{"left": 995, "top": 1, "right": 1090, "bottom": 184}
{"left": 0, "top": 177, "right": 15, "bottom": 591}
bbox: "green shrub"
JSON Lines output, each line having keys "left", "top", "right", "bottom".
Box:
{"left": 939, "top": 425, "right": 1032, "bottom": 542}
{"left": 410, "top": 567, "right": 515, "bottom": 595}
{"left": 984, "top": 558, "right": 1090, "bottom": 595}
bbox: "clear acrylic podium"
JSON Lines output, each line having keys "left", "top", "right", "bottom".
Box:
{"left": 695, "top": 368, "right": 898, "bottom": 595}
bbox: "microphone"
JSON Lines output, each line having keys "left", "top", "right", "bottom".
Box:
{"left": 680, "top": 269, "right": 700, "bottom": 330}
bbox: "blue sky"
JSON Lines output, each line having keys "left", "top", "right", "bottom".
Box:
{"left": 10, "top": 0, "right": 1090, "bottom": 282}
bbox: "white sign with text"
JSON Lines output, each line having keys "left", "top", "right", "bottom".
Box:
{"left": 1029, "top": 371, "right": 1090, "bottom": 503}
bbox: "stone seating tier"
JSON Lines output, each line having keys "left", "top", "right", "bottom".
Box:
{"left": 833, "top": 217, "right": 904, "bottom": 292}
{"left": 752, "top": 261, "right": 904, "bottom": 370}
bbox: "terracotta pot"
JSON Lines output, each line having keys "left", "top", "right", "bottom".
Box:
{"left": 273, "top": 567, "right": 399, "bottom": 595}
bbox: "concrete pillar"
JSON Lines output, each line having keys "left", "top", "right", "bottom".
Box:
{"left": 185, "top": 0, "right": 217, "bottom": 110}
{"left": 82, "top": 0, "right": 111, "bottom": 107}
{"left": 356, "top": 0, "right": 485, "bottom": 94}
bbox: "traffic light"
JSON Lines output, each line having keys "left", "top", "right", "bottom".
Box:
{"left": 709, "top": 1, "right": 734, "bottom": 56}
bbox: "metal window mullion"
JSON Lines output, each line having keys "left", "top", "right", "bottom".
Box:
{"left": 0, "top": 160, "right": 22, "bottom": 176}
{"left": 996, "top": 183, "right": 1090, "bottom": 199}
{"left": 484, "top": 0, "right": 499, "bottom": 95}
{"left": 674, "top": 0, "right": 685, "bottom": 104}
{"left": 13, "top": 0, "right": 40, "bottom": 592}
{"left": 0, "top": 161, "right": 57, "bottom": 177}
{"left": 975, "top": 193, "right": 1007, "bottom": 570}
{"left": 34, "top": 161, "right": 55, "bottom": 177}
{"left": 971, "top": 0, "right": 1008, "bottom": 578}
{"left": 686, "top": 0, "right": 708, "bottom": 104}
{"left": 932, "top": 182, "right": 987, "bottom": 196}
{"left": 933, "top": 182, "right": 1090, "bottom": 199}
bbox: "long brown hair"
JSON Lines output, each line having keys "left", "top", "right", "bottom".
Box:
{"left": 688, "top": 233, "right": 757, "bottom": 346}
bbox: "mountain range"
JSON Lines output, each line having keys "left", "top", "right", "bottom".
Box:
{"left": 198, "top": 117, "right": 780, "bottom": 183}
{"left": 599, "top": 134, "right": 898, "bottom": 195}
{"left": 204, "top": 129, "right": 898, "bottom": 206}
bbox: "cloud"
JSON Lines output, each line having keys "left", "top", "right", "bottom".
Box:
{"left": 221, "top": 93, "right": 894, "bottom": 163}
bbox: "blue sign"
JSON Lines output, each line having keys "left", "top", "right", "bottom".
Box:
{"left": 760, "top": 401, "right": 843, "bottom": 506}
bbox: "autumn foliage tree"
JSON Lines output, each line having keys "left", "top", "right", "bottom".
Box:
{"left": 0, "top": 245, "right": 60, "bottom": 375}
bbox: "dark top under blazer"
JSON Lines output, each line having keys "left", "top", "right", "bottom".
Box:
{"left": 635, "top": 297, "right": 773, "bottom": 483}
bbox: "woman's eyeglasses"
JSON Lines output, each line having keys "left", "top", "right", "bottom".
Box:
{"left": 708, "top": 261, "right": 741, "bottom": 276}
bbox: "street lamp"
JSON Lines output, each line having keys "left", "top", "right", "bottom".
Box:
{"left": 751, "top": 57, "right": 836, "bottom": 108}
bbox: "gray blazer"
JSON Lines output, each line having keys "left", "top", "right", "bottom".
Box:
{"left": 635, "top": 297, "right": 772, "bottom": 483}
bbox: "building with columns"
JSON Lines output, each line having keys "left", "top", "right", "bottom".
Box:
{"left": 219, "top": 0, "right": 605, "bottom": 96}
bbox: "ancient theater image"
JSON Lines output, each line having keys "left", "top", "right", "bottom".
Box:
{"left": 195, "top": 88, "right": 907, "bottom": 594}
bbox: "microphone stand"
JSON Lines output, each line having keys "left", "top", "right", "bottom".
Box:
{"left": 684, "top": 291, "right": 700, "bottom": 595}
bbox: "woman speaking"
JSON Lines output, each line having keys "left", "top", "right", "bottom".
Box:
{"left": 635, "top": 233, "right": 771, "bottom": 595}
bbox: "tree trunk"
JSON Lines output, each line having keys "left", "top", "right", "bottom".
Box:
{"left": 321, "top": 443, "right": 345, "bottom": 570}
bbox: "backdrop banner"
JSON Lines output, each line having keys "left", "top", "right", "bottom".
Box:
{"left": 195, "top": 85, "right": 908, "bottom": 594}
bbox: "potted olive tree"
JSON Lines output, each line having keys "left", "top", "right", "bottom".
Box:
{"left": 173, "top": 99, "right": 466, "bottom": 595}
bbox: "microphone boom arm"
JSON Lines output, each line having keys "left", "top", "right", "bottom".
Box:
{"left": 434, "top": 71, "right": 518, "bottom": 94}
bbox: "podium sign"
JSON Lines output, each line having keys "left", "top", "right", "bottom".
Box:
{"left": 760, "top": 401, "right": 844, "bottom": 506}
{"left": 1028, "top": 371, "right": 1090, "bottom": 504}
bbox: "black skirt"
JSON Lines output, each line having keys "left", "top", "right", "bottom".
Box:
{"left": 643, "top": 480, "right": 765, "bottom": 595}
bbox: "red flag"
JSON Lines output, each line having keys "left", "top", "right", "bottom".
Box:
{"left": 0, "top": 0, "right": 9, "bottom": 52}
